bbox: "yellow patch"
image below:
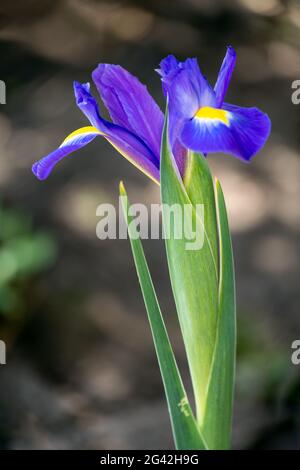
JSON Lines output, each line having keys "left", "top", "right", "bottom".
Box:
{"left": 195, "top": 106, "right": 229, "bottom": 125}
{"left": 61, "top": 126, "right": 160, "bottom": 185}
{"left": 62, "top": 126, "right": 102, "bottom": 145}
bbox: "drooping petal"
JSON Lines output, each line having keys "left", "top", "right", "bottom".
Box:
{"left": 74, "top": 81, "right": 160, "bottom": 183}
{"left": 214, "top": 46, "right": 236, "bottom": 108}
{"left": 92, "top": 64, "right": 163, "bottom": 158}
{"left": 157, "top": 55, "right": 216, "bottom": 120}
{"left": 104, "top": 131, "right": 160, "bottom": 184}
{"left": 32, "top": 127, "right": 101, "bottom": 180}
{"left": 180, "top": 104, "right": 271, "bottom": 161}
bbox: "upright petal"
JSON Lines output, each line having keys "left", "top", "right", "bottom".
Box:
{"left": 156, "top": 54, "right": 181, "bottom": 96}
{"left": 73, "top": 81, "right": 103, "bottom": 130}
{"left": 92, "top": 64, "right": 163, "bottom": 159}
{"left": 74, "top": 81, "right": 160, "bottom": 183}
{"left": 157, "top": 55, "right": 216, "bottom": 120}
{"left": 214, "top": 46, "right": 236, "bottom": 108}
{"left": 180, "top": 104, "right": 271, "bottom": 161}
{"left": 32, "top": 127, "right": 101, "bottom": 180}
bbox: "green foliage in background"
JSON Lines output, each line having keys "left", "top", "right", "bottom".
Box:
{"left": 0, "top": 203, "right": 56, "bottom": 316}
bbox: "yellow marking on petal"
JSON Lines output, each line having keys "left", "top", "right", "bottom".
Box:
{"left": 195, "top": 106, "right": 229, "bottom": 125}
{"left": 60, "top": 127, "right": 159, "bottom": 185}
{"left": 61, "top": 126, "right": 103, "bottom": 145}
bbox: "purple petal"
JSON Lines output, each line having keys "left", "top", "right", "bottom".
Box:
{"left": 33, "top": 82, "right": 161, "bottom": 183}
{"left": 104, "top": 133, "right": 160, "bottom": 184}
{"left": 73, "top": 81, "right": 160, "bottom": 182}
{"left": 73, "top": 81, "right": 103, "bottom": 130}
{"left": 214, "top": 46, "right": 236, "bottom": 108}
{"left": 157, "top": 55, "right": 215, "bottom": 174}
{"left": 92, "top": 64, "right": 163, "bottom": 159}
{"left": 157, "top": 55, "right": 216, "bottom": 120}
{"left": 32, "top": 127, "right": 100, "bottom": 180}
{"left": 180, "top": 104, "right": 271, "bottom": 161}
{"left": 156, "top": 55, "right": 180, "bottom": 96}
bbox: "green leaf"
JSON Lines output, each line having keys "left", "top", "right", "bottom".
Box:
{"left": 183, "top": 151, "right": 218, "bottom": 276}
{"left": 201, "top": 179, "right": 236, "bottom": 449}
{"left": 160, "top": 110, "right": 236, "bottom": 449}
{"left": 120, "top": 182, "right": 207, "bottom": 450}
{"left": 160, "top": 114, "right": 219, "bottom": 425}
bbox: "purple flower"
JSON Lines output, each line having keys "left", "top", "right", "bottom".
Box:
{"left": 32, "top": 67, "right": 163, "bottom": 183}
{"left": 158, "top": 47, "right": 271, "bottom": 162}
{"left": 32, "top": 47, "right": 271, "bottom": 183}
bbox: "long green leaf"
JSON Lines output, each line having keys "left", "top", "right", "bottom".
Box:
{"left": 182, "top": 152, "right": 236, "bottom": 448}
{"left": 160, "top": 114, "right": 219, "bottom": 425}
{"left": 120, "top": 182, "right": 207, "bottom": 450}
{"left": 183, "top": 150, "right": 218, "bottom": 275}
{"left": 160, "top": 110, "right": 236, "bottom": 449}
{"left": 201, "top": 179, "right": 236, "bottom": 449}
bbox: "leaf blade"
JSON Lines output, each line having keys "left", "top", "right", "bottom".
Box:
{"left": 160, "top": 113, "right": 219, "bottom": 424}
{"left": 201, "top": 179, "right": 236, "bottom": 449}
{"left": 183, "top": 151, "right": 219, "bottom": 278}
{"left": 120, "top": 182, "right": 207, "bottom": 450}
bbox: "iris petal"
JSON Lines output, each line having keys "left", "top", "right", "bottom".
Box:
{"left": 158, "top": 55, "right": 216, "bottom": 120}
{"left": 104, "top": 134, "right": 160, "bottom": 184}
{"left": 180, "top": 104, "right": 271, "bottom": 161}
{"left": 32, "top": 127, "right": 100, "bottom": 180}
{"left": 92, "top": 64, "right": 163, "bottom": 158}
{"left": 214, "top": 46, "right": 236, "bottom": 108}
{"left": 74, "top": 81, "right": 160, "bottom": 183}
{"left": 32, "top": 82, "right": 161, "bottom": 183}
{"left": 157, "top": 55, "right": 215, "bottom": 175}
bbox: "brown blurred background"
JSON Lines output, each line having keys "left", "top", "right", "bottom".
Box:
{"left": 0, "top": 0, "right": 299, "bottom": 450}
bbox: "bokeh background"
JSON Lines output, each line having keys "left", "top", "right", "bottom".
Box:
{"left": 0, "top": 0, "right": 299, "bottom": 450}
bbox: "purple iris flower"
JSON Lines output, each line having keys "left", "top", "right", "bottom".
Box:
{"left": 32, "top": 66, "right": 163, "bottom": 183}
{"left": 32, "top": 47, "right": 270, "bottom": 184}
{"left": 157, "top": 46, "right": 271, "bottom": 163}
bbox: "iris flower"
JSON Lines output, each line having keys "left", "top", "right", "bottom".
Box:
{"left": 32, "top": 47, "right": 270, "bottom": 184}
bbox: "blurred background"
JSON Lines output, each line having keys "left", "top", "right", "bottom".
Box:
{"left": 0, "top": 0, "right": 299, "bottom": 450}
